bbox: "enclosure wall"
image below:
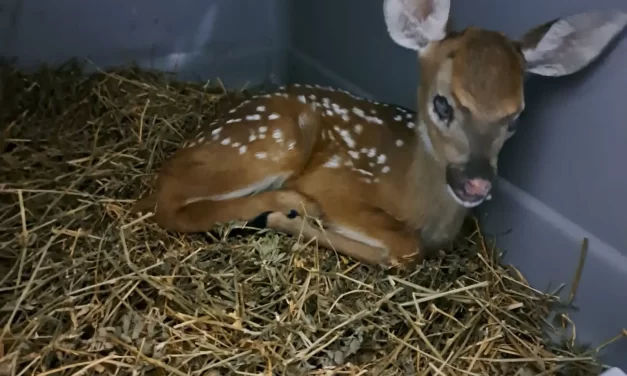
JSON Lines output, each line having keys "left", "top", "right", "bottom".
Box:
{"left": 2, "top": 0, "right": 626, "bottom": 370}
{"left": 288, "top": 0, "right": 627, "bottom": 369}
{"left": 0, "top": 0, "right": 291, "bottom": 88}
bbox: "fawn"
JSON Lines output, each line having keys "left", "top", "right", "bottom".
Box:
{"left": 132, "top": 0, "right": 627, "bottom": 269}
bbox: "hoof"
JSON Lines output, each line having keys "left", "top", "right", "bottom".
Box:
{"left": 247, "top": 211, "right": 273, "bottom": 229}
{"left": 246, "top": 209, "right": 299, "bottom": 230}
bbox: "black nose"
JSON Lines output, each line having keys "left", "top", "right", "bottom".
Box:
{"left": 463, "top": 157, "right": 495, "bottom": 182}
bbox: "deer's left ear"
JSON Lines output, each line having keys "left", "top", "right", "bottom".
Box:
{"left": 519, "top": 10, "right": 627, "bottom": 77}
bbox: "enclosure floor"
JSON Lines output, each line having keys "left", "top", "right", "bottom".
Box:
{"left": 0, "top": 61, "right": 616, "bottom": 375}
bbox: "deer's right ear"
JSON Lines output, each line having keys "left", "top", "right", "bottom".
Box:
{"left": 519, "top": 10, "right": 627, "bottom": 77}
{"left": 383, "top": 0, "right": 451, "bottom": 53}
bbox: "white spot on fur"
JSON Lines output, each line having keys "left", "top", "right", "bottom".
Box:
{"left": 287, "top": 140, "right": 296, "bottom": 150}
{"left": 269, "top": 113, "right": 280, "bottom": 120}
{"left": 211, "top": 127, "right": 223, "bottom": 136}
{"left": 394, "top": 115, "right": 402, "bottom": 121}
{"left": 353, "top": 107, "right": 383, "bottom": 125}
{"left": 232, "top": 142, "right": 241, "bottom": 148}
{"left": 355, "top": 168, "right": 373, "bottom": 176}
{"left": 298, "top": 95, "right": 307, "bottom": 103}
{"left": 188, "top": 142, "right": 196, "bottom": 148}
{"left": 367, "top": 148, "right": 376, "bottom": 158}
{"left": 348, "top": 150, "right": 360, "bottom": 159}
{"left": 407, "top": 122, "right": 415, "bottom": 129}
{"left": 377, "top": 154, "right": 387, "bottom": 164}
{"left": 226, "top": 118, "right": 241, "bottom": 124}
{"left": 239, "top": 145, "right": 247, "bottom": 154}
{"left": 326, "top": 110, "right": 333, "bottom": 116}
{"left": 354, "top": 124, "right": 363, "bottom": 134}
{"left": 259, "top": 126, "right": 268, "bottom": 133}
{"left": 257, "top": 106, "right": 266, "bottom": 112}
{"left": 324, "top": 155, "right": 342, "bottom": 168}
{"left": 221, "top": 138, "right": 231, "bottom": 145}
{"left": 381, "top": 166, "right": 391, "bottom": 174}
{"left": 332, "top": 103, "right": 346, "bottom": 115}
{"left": 352, "top": 107, "right": 365, "bottom": 117}
{"left": 246, "top": 114, "right": 261, "bottom": 121}
{"left": 339, "top": 129, "right": 356, "bottom": 148}
{"left": 249, "top": 134, "right": 257, "bottom": 142}
{"left": 198, "top": 136, "right": 205, "bottom": 143}
{"left": 395, "top": 139, "right": 404, "bottom": 147}
{"left": 370, "top": 117, "right": 383, "bottom": 125}
{"left": 272, "top": 129, "right": 283, "bottom": 139}
{"left": 255, "top": 152, "right": 268, "bottom": 159}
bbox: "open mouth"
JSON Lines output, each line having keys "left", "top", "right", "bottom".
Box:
{"left": 446, "top": 185, "right": 491, "bottom": 208}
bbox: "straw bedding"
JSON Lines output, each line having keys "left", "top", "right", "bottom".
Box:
{"left": 0, "top": 60, "right": 622, "bottom": 375}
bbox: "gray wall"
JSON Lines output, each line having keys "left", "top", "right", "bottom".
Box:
{"left": 0, "top": 0, "right": 291, "bottom": 88}
{"left": 289, "top": 0, "right": 627, "bottom": 369}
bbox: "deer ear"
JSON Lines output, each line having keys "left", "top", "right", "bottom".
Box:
{"left": 519, "top": 10, "right": 627, "bottom": 77}
{"left": 383, "top": 0, "right": 451, "bottom": 53}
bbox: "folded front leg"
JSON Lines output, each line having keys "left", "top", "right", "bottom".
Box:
{"left": 254, "top": 202, "right": 424, "bottom": 269}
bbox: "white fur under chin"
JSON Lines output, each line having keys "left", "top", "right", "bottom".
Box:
{"left": 446, "top": 185, "right": 489, "bottom": 208}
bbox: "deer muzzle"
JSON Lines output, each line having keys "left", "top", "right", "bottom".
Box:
{"left": 445, "top": 157, "right": 495, "bottom": 208}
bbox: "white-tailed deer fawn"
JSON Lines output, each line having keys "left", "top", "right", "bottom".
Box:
{"left": 132, "top": 0, "right": 627, "bottom": 269}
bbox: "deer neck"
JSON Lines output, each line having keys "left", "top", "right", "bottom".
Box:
{"left": 407, "top": 118, "right": 469, "bottom": 250}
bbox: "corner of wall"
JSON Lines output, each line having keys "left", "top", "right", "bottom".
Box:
{"left": 269, "top": 0, "right": 292, "bottom": 85}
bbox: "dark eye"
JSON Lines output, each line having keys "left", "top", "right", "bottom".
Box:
{"left": 433, "top": 95, "right": 454, "bottom": 124}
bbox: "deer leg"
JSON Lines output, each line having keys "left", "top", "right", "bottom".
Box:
{"left": 148, "top": 189, "right": 323, "bottom": 233}
{"left": 252, "top": 204, "right": 424, "bottom": 269}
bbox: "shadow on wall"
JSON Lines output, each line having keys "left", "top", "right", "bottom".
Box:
{"left": 0, "top": 0, "right": 286, "bottom": 87}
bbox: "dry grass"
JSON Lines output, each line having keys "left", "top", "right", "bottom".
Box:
{"left": 0, "top": 59, "right": 623, "bottom": 375}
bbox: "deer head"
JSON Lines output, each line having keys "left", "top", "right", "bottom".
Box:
{"left": 383, "top": 0, "right": 627, "bottom": 208}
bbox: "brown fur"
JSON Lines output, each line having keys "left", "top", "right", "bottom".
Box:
{"left": 132, "top": 86, "right": 427, "bottom": 268}
{"left": 451, "top": 29, "right": 525, "bottom": 121}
